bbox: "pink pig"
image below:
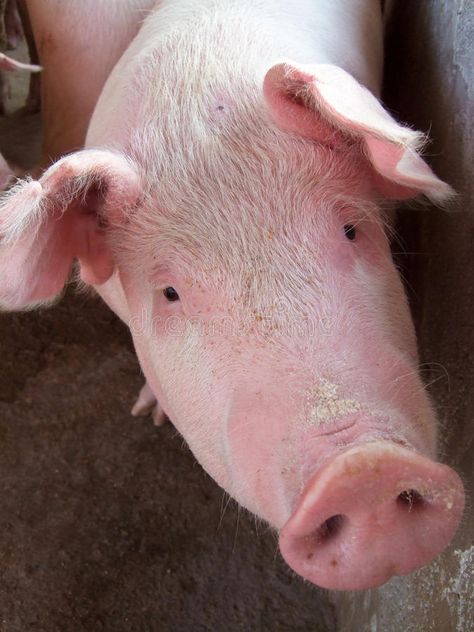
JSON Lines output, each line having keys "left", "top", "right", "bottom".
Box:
{"left": 0, "top": 0, "right": 464, "bottom": 590}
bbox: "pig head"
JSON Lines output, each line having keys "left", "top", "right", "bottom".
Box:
{"left": 0, "top": 58, "right": 464, "bottom": 590}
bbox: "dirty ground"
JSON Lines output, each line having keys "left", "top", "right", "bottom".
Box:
{"left": 1, "top": 1, "right": 474, "bottom": 631}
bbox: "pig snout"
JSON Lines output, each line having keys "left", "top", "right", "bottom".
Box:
{"left": 279, "top": 442, "right": 464, "bottom": 591}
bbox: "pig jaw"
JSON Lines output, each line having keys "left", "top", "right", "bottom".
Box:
{"left": 223, "top": 395, "right": 463, "bottom": 590}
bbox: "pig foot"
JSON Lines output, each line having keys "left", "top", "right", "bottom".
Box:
{"left": 131, "top": 381, "right": 168, "bottom": 427}
{"left": 131, "top": 381, "right": 157, "bottom": 415}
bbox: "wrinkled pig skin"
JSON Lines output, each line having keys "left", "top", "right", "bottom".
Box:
{"left": 0, "top": 0, "right": 465, "bottom": 591}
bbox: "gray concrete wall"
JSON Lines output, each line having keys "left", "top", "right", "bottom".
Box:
{"left": 334, "top": 2, "right": 474, "bottom": 630}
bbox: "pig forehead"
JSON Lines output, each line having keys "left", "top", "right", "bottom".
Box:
{"left": 122, "top": 143, "right": 380, "bottom": 305}
{"left": 130, "top": 128, "right": 375, "bottom": 254}
{"left": 126, "top": 32, "right": 376, "bottom": 208}
{"left": 138, "top": 159, "right": 375, "bottom": 281}
{"left": 135, "top": 184, "right": 338, "bottom": 287}
{"left": 120, "top": 39, "right": 381, "bottom": 289}
{"left": 129, "top": 209, "right": 354, "bottom": 325}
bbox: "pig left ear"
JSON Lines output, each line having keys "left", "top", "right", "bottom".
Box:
{"left": 263, "top": 61, "right": 453, "bottom": 203}
{"left": 0, "top": 149, "right": 141, "bottom": 310}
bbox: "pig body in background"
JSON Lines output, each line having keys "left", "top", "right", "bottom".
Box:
{"left": 0, "top": 0, "right": 41, "bottom": 182}
{"left": 0, "top": 0, "right": 465, "bottom": 590}
{"left": 0, "top": 0, "right": 21, "bottom": 51}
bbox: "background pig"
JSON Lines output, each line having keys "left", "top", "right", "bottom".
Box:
{"left": 0, "top": 0, "right": 40, "bottom": 183}
{"left": 0, "top": 0, "right": 465, "bottom": 593}
{"left": 0, "top": 0, "right": 22, "bottom": 56}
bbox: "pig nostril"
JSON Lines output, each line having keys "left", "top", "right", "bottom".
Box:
{"left": 397, "top": 489, "right": 424, "bottom": 510}
{"left": 316, "top": 514, "right": 346, "bottom": 542}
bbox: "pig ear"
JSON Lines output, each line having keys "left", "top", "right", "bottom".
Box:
{"left": 263, "top": 62, "right": 453, "bottom": 202}
{"left": 0, "top": 149, "right": 141, "bottom": 310}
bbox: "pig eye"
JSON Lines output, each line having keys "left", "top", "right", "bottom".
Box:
{"left": 163, "top": 286, "right": 180, "bottom": 301}
{"left": 344, "top": 224, "right": 357, "bottom": 241}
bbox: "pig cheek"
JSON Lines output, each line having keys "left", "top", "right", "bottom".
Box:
{"left": 321, "top": 257, "right": 435, "bottom": 452}
{"left": 354, "top": 260, "right": 419, "bottom": 365}
{"left": 347, "top": 265, "right": 437, "bottom": 453}
{"left": 158, "top": 327, "right": 237, "bottom": 489}
{"left": 133, "top": 316, "right": 234, "bottom": 490}
{"left": 126, "top": 297, "right": 180, "bottom": 419}
{"left": 123, "top": 278, "right": 184, "bottom": 417}
{"left": 223, "top": 384, "right": 305, "bottom": 528}
{"left": 376, "top": 361, "right": 438, "bottom": 455}
{"left": 329, "top": 223, "right": 391, "bottom": 275}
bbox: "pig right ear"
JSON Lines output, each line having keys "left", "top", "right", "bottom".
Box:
{"left": 263, "top": 62, "right": 453, "bottom": 203}
{"left": 0, "top": 149, "right": 141, "bottom": 310}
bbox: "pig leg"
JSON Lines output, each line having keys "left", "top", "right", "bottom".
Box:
{"left": 131, "top": 381, "right": 168, "bottom": 427}
{"left": 0, "top": 1, "right": 39, "bottom": 115}
{"left": 0, "top": 55, "right": 40, "bottom": 119}
{"left": 24, "top": 0, "right": 157, "bottom": 165}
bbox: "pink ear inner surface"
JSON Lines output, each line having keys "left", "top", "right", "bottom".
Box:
{"left": 0, "top": 149, "right": 141, "bottom": 309}
{"left": 263, "top": 62, "right": 453, "bottom": 202}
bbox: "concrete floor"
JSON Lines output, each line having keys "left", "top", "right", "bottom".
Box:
{"left": 0, "top": 1, "right": 473, "bottom": 631}
{"left": 0, "top": 289, "right": 335, "bottom": 631}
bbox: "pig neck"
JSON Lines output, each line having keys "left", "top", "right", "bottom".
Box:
{"left": 88, "top": 0, "right": 383, "bottom": 147}
{"left": 152, "top": 0, "right": 383, "bottom": 91}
